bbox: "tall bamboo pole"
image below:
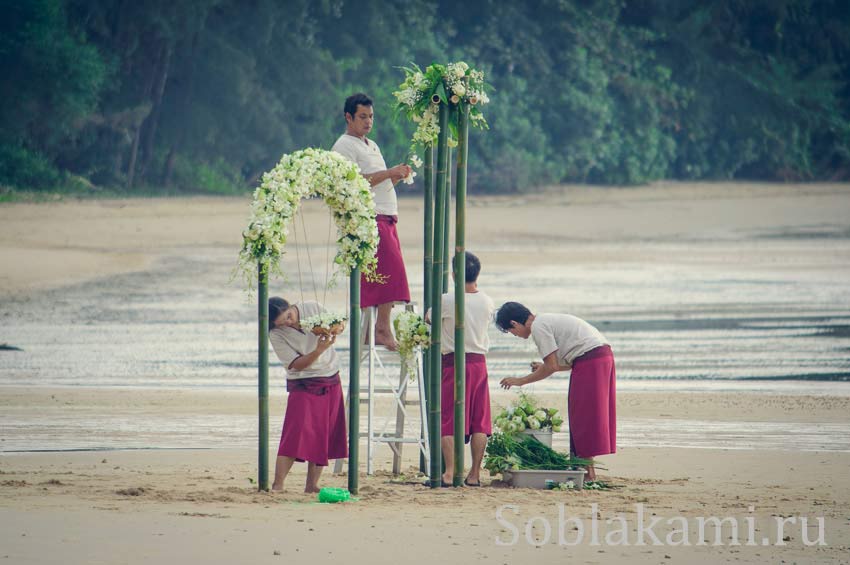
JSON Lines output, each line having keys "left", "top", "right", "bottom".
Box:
{"left": 348, "top": 268, "right": 361, "bottom": 494}
{"left": 421, "top": 144, "right": 434, "bottom": 474}
{"left": 257, "top": 264, "right": 269, "bottom": 491}
{"left": 452, "top": 103, "right": 470, "bottom": 486}
{"left": 442, "top": 146, "right": 452, "bottom": 291}
{"left": 429, "top": 102, "right": 450, "bottom": 488}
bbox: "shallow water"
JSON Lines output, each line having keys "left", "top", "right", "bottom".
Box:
{"left": 2, "top": 217, "right": 850, "bottom": 452}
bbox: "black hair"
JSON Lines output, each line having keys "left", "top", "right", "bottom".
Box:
{"left": 344, "top": 93, "right": 373, "bottom": 118}
{"left": 465, "top": 251, "right": 481, "bottom": 283}
{"left": 268, "top": 296, "right": 290, "bottom": 331}
{"left": 495, "top": 301, "right": 532, "bottom": 333}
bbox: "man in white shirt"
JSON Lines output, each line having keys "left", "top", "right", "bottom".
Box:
{"left": 428, "top": 252, "right": 495, "bottom": 487}
{"left": 496, "top": 302, "right": 616, "bottom": 480}
{"left": 332, "top": 93, "right": 412, "bottom": 351}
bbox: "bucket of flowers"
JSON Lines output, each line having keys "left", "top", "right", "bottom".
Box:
{"left": 483, "top": 432, "right": 590, "bottom": 490}
{"left": 493, "top": 391, "right": 564, "bottom": 447}
{"left": 300, "top": 312, "right": 347, "bottom": 337}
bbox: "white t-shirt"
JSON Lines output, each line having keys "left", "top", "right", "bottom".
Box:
{"left": 332, "top": 133, "right": 397, "bottom": 215}
{"left": 530, "top": 313, "right": 609, "bottom": 366}
{"left": 438, "top": 290, "right": 495, "bottom": 355}
{"left": 269, "top": 301, "right": 340, "bottom": 380}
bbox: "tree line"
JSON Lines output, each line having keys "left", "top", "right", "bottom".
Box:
{"left": 1, "top": 0, "right": 848, "bottom": 195}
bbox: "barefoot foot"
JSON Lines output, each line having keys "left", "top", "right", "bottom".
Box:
{"left": 374, "top": 329, "right": 398, "bottom": 351}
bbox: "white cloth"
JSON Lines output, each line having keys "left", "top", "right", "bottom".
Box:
{"left": 437, "top": 290, "right": 495, "bottom": 355}
{"left": 269, "top": 300, "right": 340, "bottom": 380}
{"left": 332, "top": 133, "right": 397, "bottom": 215}
{"left": 530, "top": 313, "right": 609, "bottom": 366}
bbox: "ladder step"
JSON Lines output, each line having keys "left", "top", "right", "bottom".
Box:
{"left": 358, "top": 398, "right": 420, "bottom": 406}
{"left": 353, "top": 386, "right": 409, "bottom": 395}
{"left": 354, "top": 432, "right": 425, "bottom": 443}
{"left": 371, "top": 437, "right": 427, "bottom": 444}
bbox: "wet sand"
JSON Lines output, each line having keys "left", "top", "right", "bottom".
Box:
{"left": 2, "top": 182, "right": 850, "bottom": 563}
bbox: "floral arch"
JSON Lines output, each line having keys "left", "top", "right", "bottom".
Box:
{"left": 237, "top": 147, "right": 379, "bottom": 290}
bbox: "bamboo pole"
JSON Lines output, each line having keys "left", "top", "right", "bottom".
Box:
{"left": 452, "top": 103, "right": 470, "bottom": 487}
{"left": 348, "top": 268, "right": 361, "bottom": 494}
{"left": 442, "top": 146, "right": 452, "bottom": 291}
{"left": 421, "top": 144, "right": 434, "bottom": 474}
{"left": 257, "top": 264, "right": 269, "bottom": 491}
{"left": 429, "top": 102, "right": 450, "bottom": 488}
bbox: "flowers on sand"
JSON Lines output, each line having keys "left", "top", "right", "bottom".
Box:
{"left": 494, "top": 391, "right": 564, "bottom": 434}
{"left": 237, "top": 148, "right": 379, "bottom": 290}
{"left": 393, "top": 310, "right": 431, "bottom": 380}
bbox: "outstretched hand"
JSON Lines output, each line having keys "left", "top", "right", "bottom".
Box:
{"left": 500, "top": 377, "right": 524, "bottom": 390}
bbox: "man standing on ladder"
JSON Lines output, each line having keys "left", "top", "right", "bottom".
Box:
{"left": 332, "top": 93, "right": 413, "bottom": 351}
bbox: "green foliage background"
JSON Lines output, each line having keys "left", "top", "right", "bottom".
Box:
{"left": 1, "top": 0, "right": 848, "bottom": 194}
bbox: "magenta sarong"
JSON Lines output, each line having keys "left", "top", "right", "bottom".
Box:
{"left": 441, "top": 353, "right": 492, "bottom": 441}
{"left": 360, "top": 215, "right": 410, "bottom": 308}
{"left": 277, "top": 373, "right": 347, "bottom": 466}
{"left": 568, "top": 345, "right": 616, "bottom": 458}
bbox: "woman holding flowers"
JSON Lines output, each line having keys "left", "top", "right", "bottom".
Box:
{"left": 496, "top": 302, "right": 616, "bottom": 480}
{"left": 268, "top": 297, "right": 347, "bottom": 493}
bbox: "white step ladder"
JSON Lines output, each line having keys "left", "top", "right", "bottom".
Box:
{"left": 334, "top": 303, "right": 429, "bottom": 475}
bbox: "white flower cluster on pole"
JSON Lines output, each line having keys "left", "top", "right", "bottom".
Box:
{"left": 393, "top": 310, "right": 431, "bottom": 380}
{"left": 393, "top": 61, "right": 491, "bottom": 168}
{"left": 237, "top": 148, "right": 379, "bottom": 290}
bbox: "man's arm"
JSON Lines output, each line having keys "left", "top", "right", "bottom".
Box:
{"left": 499, "top": 351, "right": 569, "bottom": 389}
{"left": 363, "top": 164, "right": 412, "bottom": 187}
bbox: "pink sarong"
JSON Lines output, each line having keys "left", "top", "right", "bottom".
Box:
{"left": 441, "top": 353, "right": 492, "bottom": 441}
{"left": 568, "top": 345, "right": 616, "bottom": 458}
{"left": 277, "top": 373, "right": 347, "bottom": 466}
{"left": 360, "top": 215, "right": 410, "bottom": 308}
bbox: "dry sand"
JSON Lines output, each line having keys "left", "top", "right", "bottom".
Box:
{"left": 1, "top": 424, "right": 848, "bottom": 564}
{"left": 2, "top": 183, "right": 850, "bottom": 563}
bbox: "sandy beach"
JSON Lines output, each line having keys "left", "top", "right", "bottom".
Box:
{"left": 2, "top": 182, "right": 850, "bottom": 563}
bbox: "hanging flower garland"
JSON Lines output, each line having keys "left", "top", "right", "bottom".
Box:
{"left": 237, "top": 148, "right": 379, "bottom": 291}
{"left": 393, "top": 61, "right": 491, "bottom": 165}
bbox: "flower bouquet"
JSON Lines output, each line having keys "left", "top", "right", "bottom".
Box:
{"left": 300, "top": 312, "right": 347, "bottom": 337}
{"left": 393, "top": 311, "right": 431, "bottom": 380}
{"left": 493, "top": 391, "right": 564, "bottom": 434}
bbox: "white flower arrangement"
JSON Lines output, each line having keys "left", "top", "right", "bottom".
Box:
{"left": 236, "top": 148, "right": 380, "bottom": 291}
{"left": 493, "top": 391, "right": 564, "bottom": 434}
{"left": 393, "top": 61, "right": 491, "bottom": 172}
{"left": 301, "top": 312, "right": 348, "bottom": 336}
{"left": 393, "top": 311, "right": 431, "bottom": 380}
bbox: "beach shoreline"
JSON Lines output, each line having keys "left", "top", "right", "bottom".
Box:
{"left": 2, "top": 182, "right": 850, "bottom": 563}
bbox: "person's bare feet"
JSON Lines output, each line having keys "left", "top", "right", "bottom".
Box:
{"left": 304, "top": 485, "right": 321, "bottom": 494}
{"left": 585, "top": 465, "right": 596, "bottom": 481}
{"left": 271, "top": 483, "right": 284, "bottom": 492}
{"left": 374, "top": 329, "right": 398, "bottom": 351}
